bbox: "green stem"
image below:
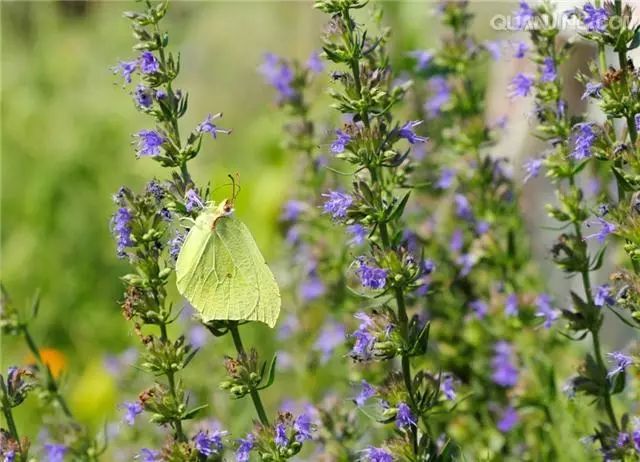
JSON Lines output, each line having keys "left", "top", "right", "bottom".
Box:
{"left": 591, "top": 329, "right": 619, "bottom": 431}
{"left": 21, "top": 326, "right": 73, "bottom": 419}
{"left": 0, "top": 379, "right": 23, "bottom": 458}
{"left": 228, "top": 323, "right": 270, "bottom": 426}
{"left": 569, "top": 180, "right": 619, "bottom": 432}
{"left": 159, "top": 322, "right": 187, "bottom": 442}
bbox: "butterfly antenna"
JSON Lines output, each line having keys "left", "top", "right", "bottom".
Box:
{"left": 227, "top": 173, "right": 241, "bottom": 204}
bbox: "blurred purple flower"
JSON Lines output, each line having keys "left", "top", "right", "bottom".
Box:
{"left": 313, "top": 321, "right": 345, "bottom": 363}
{"left": 535, "top": 293, "right": 559, "bottom": 328}
{"left": 491, "top": 341, "right": 519, "bottom": 387}
{"left": 497, "top": 406, "right": 519, "bottom": 432}
{"left": 322, "top": 190, "right": 353, "bottom": 220}
{"left": 509, "top": 73, "right": 534, "bottom": 98}
{"left": 354, "top": 380, "right": 376, "bottom": 407}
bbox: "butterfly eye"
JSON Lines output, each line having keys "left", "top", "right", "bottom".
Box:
{"left": 224, "top": 203, "right": 232, "bottom": 214}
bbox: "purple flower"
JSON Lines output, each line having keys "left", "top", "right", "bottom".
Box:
{"left": 313, "top": 321, "right": 345, "bottom": 363}
{"left": 356, "top": 259, "right": 387, "bottom": 290}
{"left": 398, "top": 120, "right": 427, "bottom": 144}
{"left": 497, "top": 406, "right": 519, "bottom": 432}
{"left": 436, "top": 168, "right": 456, "bottom": 189}
{"left": 450, "top": 229, "right": 464, "bottom": 253}
{"left": 139, "top": 449, "right": 160, "bottom": 462}
{"left": 134, "top": 84, "right": 153, "bottom": 108}
{"left": 582, "top": 82, "right": 603, "bottom": 100}
{"left": 331, "top": 129, "right": 351, "bottom": 153}
{"left": 594, "top": 284, "right": 615, "bottom": 307}
{"left": 347, "top": 224, "right": 367, "bottom": 246}
{"left": 322, "top": 190, "right": 353, "bottom": 220}
{"left": 509, "top": 73, "right": 534, "bottom": 98}
{"left": 617, "top": 432, "right": 630, "bottom": 448}
{"left": 277, "top": 314, "right": 300, "bottom": 341}
{"left": 135, "top": 129, "right": 165, "bottom": 157}
{"left": 484, "top": 40, "right": 503, "bottom": 60}
{"left": 194, "top": 430, "right": 226, "bottom": 456}
{"left": 513, "top": 41, "right": 529, "bottom": 59}
{"left": 350, "top": 312, "right": 375, "bottom": 361}
{"left": 635, "top": 114, "right": 640, "bottom": 133}
{"left": 535, "top": 293, "right": 559, "bottom": 328}
{"left": 513, "top": 1, "right": 534, "bottom": 30}
{"left": 505, "top": 293, "right": 519, "bottom": 316}
{"left": 138, "top": 51, "right": 160, "bottom": 74}
{"left": 186, "top": 190, "right": 206, "bottom": 213}
{"left": 122, "top": 401, "right": 143, "bottom": 425}
{"left": 354, "top": 380, "right": 376, "bottom": 407}
{"left": 440, "top": 375, "right": 456, "bottom": 400}
{"left": 198, "top": 113, "right": 231, "bottom": 139}
{"left": 188, "top": 325, "right": 209, "bottom": 349}
{"left": 425, "top": 77, "right": 451, "bottom": 118}
{"left": 540, "top": 57, "right": 556, "bottom": 83}
{"left": 570, "top": 122, "right": 597, "bottom": 160}
{"left": 584, "top": 217, "right": 616, "bottom": 243}
{"left": 111, "top": 207, "right": 134, "bottom": 257}
{"left": 361, "top": 446, "right": 393, "bottom": 462}
{"left": 523, "top": 157, "right": 544, "bottom": 183}
{"left": 294, "top": 412, "right": 313, "bottom": 442}
{"left": 491, "top": 341, "right": 519, "bottom": 387}
{"left": 408, "top": 50, "right": 433, "bottom": 71}
{"left": 169, "top": 231, "right": 185, "bottom": 261}
{"left": 300, "top": 273, "right": 326, "bottom": 301}
{"left": 454, "top": 194, "right": 473, "bottom": 221}
{"left": 281, "top": 200, "right": 306, "bottom": 221}
{"left": 476, "top": 220, "right": 489, "bottom": 235}
{"left": 113, "top": 60, "right": 137, "bottom": 83}
{"left": 155, "top": 89, "right": 167, "bottom": 100}
{"left": 235, "top": 434, "right": 254, "bottom": 462}
{"left": 582, "top": 3, "right": 608, "bottom": 32}
{"left": 44, "top": 444, "right": 67, "bottom": 462}
{"left": 457, "top": 253, "right": 475, "bottom": 277}
{"left": 396, "top": 402, "right": 416, "bottom": 429}
{"left": 274, "top": 422, "right": 288, "bottom": 448}
{"left": 104, "top": 348, "right": 138, "bottom": 377}
{"left": 607, "top": 351, "right": 633, "bottom": 377}
{"left": 146, "top": 179, "right": 165, "bottom": 202}
{"left": 259, "top": 53, "right": 295, "bottom": 101}
{"left": 306, "top": 51, "right": 324, "bottom": 73}
{"left": 469, "top": 300, "right": 488, "bottom": 319}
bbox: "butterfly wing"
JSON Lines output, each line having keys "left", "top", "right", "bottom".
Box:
{"left": 214, "top": 215, "right": 281, "bottom": 328}
{"left": 175, "top": 211, "right": 280, "bottom": 328}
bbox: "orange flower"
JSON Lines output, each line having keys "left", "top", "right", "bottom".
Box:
{"left": 25, "top": 348, "right": 66, "bottom": 379}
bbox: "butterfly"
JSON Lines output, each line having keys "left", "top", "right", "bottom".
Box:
{"left": 176, "top": 198, "right": 281, "bottom": 328}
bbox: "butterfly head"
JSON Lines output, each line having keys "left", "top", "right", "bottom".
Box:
{"left": 217, "top": 198, "right": 235, "bottom": 217}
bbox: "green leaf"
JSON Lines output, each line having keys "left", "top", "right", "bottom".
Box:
{"left": 181, "top": 403, "right": 209, "bottom": 420}
{"left": 257, "top": 355, "right": 278, "bottom": 391}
